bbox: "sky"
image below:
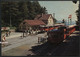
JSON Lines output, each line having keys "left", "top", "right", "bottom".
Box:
{"left": 39, "top": 1, "right": 79, "bottom": 24}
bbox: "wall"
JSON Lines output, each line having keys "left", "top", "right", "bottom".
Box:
{"left": 46, "top": 15, "right": 54, "bottom": 26}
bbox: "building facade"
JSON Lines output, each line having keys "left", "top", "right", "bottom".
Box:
{"left": 19, "top": 14, "right": 55, "bottom": 31}
{"left": 19, "top": 20, "right": 45, "bottom": 31}
{"left": 34, "top": 14, "right": 54, "bottom": 27}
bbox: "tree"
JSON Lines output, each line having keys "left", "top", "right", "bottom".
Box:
{"left": 18, "top": 2, "right": 28, "bottom": 19}
{"left": 1, "top": 1, "right": 48, "bottom": 28}
{"left": 62, "top": 19, "right": 65, "bottom": 23}
{"left": 1, "top": 1, "right": 20, "bottom": 27}
{"left": 73, "top": 1, "right": 80, "bottom": 26}
{"left": 75, "top": 9, "right": 79, "bottom": 25}
{"left": 73, "top": 1, "right": 77, "bottom": 4}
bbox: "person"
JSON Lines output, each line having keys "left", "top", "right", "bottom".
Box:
{"left": 2, "top": 35, "right": 6, "bottom": 42}
{"left": 2, "top": 36, "right": 5, "bottom": 42}
{"left": 27, "top": 29, "right": 30, "bottom": 35}
{"left": 9, "top": 31, "right": 11, "bottom": 35}
{"left": 2, "top": 35, "right": 6, "bottom": 46}
{"left": 25, "top": 30, "right": 27, "bottom": 36}
{"left": 29, "top": 30, "right": 31, "bottom": 34}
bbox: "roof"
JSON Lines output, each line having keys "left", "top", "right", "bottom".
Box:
{"left": 34, "top": 14, "right": 52, "bottom": 20}
{"left": 23, "top": 20, "right": 45, "bottom": 26}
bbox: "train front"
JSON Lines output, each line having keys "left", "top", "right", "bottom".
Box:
{"left": 47, "top": 26, "right": 67, "bottom": 44}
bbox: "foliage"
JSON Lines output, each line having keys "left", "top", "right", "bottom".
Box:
{"left": 1, "top": 1, "right": 48, "bottom": 28}
{"left": 75, "top": 9, "right": 79, "bottom": 25}
{"left": 73, "top": 1, "right": 79, "bottom": 26}
{"left": 62, "top": 19, "right": 65, "bottom": 23}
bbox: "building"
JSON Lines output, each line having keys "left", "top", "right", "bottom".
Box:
{"left": 34, "top": 14, "right": 54, "bottom": 27}
{"left": 19, "top": 14, "right": 55, "bottom": 31}
{"left": 19, "top": 20, "right": 45, "bottom": 31}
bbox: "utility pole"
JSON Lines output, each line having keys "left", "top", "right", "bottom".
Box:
{"left": 10, "top": 5, "right": 12, "bottom": 28}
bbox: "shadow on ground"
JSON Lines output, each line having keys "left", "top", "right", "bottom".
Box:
{"left": 27, "top": 31, "right": 80, "bottom": 56}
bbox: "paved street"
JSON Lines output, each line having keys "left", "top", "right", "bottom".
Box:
{"left": 2, "top": 32, "right": 46, "bottom": 53}
{"left": 2, "top": 31, "right": 80, "bottom": 56}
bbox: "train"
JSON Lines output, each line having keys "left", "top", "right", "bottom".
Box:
{"left": 40, "top": 24, "right": 65, "bottom": 32}
{"left": 47, "top": 25, "right": 76, "bottom": 44}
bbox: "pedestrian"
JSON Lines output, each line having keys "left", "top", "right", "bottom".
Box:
{"left": 29, "top": 30, "right": 31, "bottom": 34}
{"left": 2, "top": 35, "right": 6, "bottom": 46}
{"left": 9, "top": 31, "right": 11, "bottom": 35}
{"left": 2, "top": 35, "right": 6, "bottom": 42}
{"left": 25, "top": 30, "right": 27, "bottom": 36}
{"left": 27, "top": 30, "right": 29, "bottom": 35}
{"left": 6, "top": 32, "right": 8, "bottom": 37}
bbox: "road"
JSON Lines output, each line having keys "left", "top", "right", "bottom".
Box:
{"left": 2, "top": 32, "right": 46, "bottom": 52}
{"left": 2, "top": 31, "right": 80, "bottom": 56}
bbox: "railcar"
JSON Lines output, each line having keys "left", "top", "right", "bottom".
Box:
{"left": 47, "top": 26, "right": 66, "bottom": 44}
{"left": 66, "top": 25, "right": 76, "bottom": 36}
{"left": 47, "top": 25, "right": 76, "bottom": 44}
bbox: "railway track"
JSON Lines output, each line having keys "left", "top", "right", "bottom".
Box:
{"left": 27, "top": 42, "right": 63, "bottom": 56}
